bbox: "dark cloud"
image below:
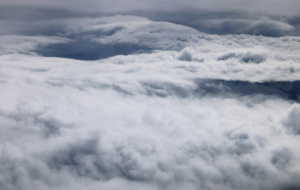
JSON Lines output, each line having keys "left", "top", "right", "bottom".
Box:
{"left": 217, "top": 52, "right": 236, "bottom": 61}
{"left": 36, "top": 41, "right": 149, "bottom": 60}
{"left": 0, "top": 16, "right": 198, "bottom": 59}
{"left": 240, "top": 162, "right": 269, "bottom": 180}
{"left": 271, "top": 148, "right": 293, "bottom": 170}
{"left": 44, "top": 74, "right": 300, "bottom": 100}
{"left": 195, "top": 79, "right": 300, "bottom": 101}
{"left": 217, "top": 52, "right": 266, "bottom": 63}
{"left": 239, "top": 53, "right": 266, "bottom": 64}
{"left": 0, "top": 35, "right": 70, "bottom": 55}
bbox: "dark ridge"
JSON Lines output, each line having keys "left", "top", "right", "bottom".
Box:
{"left": 36, "top": 40, "right": 152, "bottom": 60}
{"left": 195, "top": 79, "right": 300, "bottom": 101}
{"left": 46, "top": 77, "right": 300, "bottom": 100}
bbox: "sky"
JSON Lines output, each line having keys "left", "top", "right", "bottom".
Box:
{"left": 0, "top": 1, "right": 300, "bottom": 190}
{"left": 1, "top": 0, "right": 300, "bottom": 15}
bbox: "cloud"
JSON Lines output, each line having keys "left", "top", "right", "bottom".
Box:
{"left": 0, "top": 35, "right": 70, "bottom": 55}
{"left": 283, "top": 104, "right": 300, "bottom": 135}
{"left": 146, "top": 11, "right": 298, "bottom": 37}
{"left": 1, "top": 14, "right": 300, "bottom": 190}
{"left": 217, "top": 52, "right": 266, "bottom": 64}
{"left": 1, "top": 6, "right": 299, "bottom": 39}
{"left": 175, "top": 47, "right": 204, "bottom": 62}
{"left": 1, "top": 50, "right": 300, "bottom": 189}
{"left": 240, "top": 53, "right": 266, "bottom": 64}
{"left": 3, "top": 15, "right": 298, "bottom": 61}
{"left": 85, "top": 17, "right": 199, "bottom": 50}
{"left": 19, "top": 16, "right": 200, "bottom": 60}
{"left": 271, "top": 148, "right": 294, "bottom": 170}
{"left": 195, "top": 17, "right": 295, "bottom": 37}
{"left": 194, "top": 79, "right": 300, "bottom": 101}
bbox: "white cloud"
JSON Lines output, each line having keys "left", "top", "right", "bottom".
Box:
{"left": 0, "top": 15, "right": 300, "bottom": 190}
{"left": 0, "top": 52, "right": 300, "bottom": 189}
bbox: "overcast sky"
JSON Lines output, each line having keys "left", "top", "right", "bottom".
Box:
{"left": 1, "top": 0, "right": 300, "bottom": 16}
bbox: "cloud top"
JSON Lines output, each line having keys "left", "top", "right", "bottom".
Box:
{"left": 0, "top": 9, "right": 300, "bottom": 190}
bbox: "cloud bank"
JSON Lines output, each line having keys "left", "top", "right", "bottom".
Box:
{"left": 0, "top": 7, "right": 300, "bottom": 190}
{"left": 0, "top": 52, "right": 300, "bottom": 190}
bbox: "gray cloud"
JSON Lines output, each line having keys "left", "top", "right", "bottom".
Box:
{"left": 2, "top": 15, "right": 298, "bottom": 61}
{"left": 271, "top": 148, "right": 294, "bottom": 170}
{"left": 0, "top": 35, "right": 70, "bottom": 55}
{"left": 1, "top": 1, "right": 300, "bottom": 38}
{"left": 34, "top": 16, "right": 199, "bottom": 60}
{"left": 195, "top": 17, "right": 295, "bottom": 37}
{"left": 144, "top": 11, "right": 299, "bottom": 37}
{"left": 283, "top": 104, "right": 300, "bottom": 135}
{"left": 217, "top": 52, "right": 267, "bottom": 64}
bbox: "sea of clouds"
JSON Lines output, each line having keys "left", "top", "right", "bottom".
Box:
{"left": 0, "top": 14, "right": 300, "bottom": 190}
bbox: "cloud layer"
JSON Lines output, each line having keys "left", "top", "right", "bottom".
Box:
{"left": 1, "top": 53, "right": 300, "bottom": 190}
{"left": 0, "top": 12, "right": 300, "bottom": 190}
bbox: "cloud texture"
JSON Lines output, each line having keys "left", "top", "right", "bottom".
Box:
{"left": 0, "top": 8, "right": 300, "bottom": 190}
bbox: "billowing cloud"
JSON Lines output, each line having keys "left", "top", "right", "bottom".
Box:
{"left": 0, "top": 7, "right": 300, "bottom": 190}
{"left": 0, "top": 60, "right": 299, "bottom": 189}
{"left": 1, "top": 5, "right": 299, "bottom": 38}
{"left": 34, "top": 16, "right": 200, "bottom": 60}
